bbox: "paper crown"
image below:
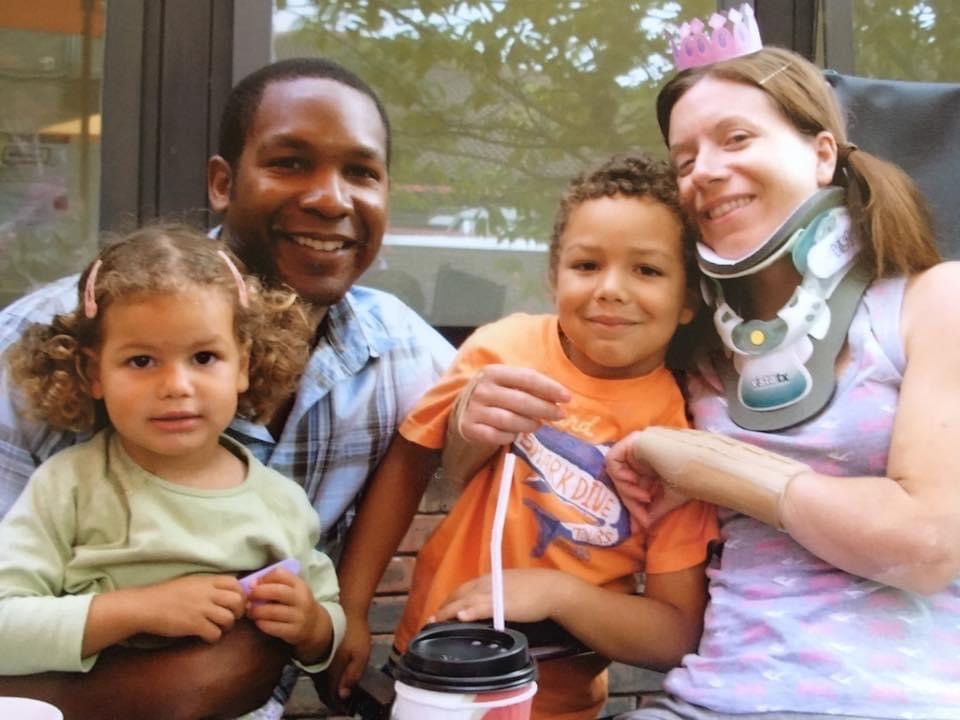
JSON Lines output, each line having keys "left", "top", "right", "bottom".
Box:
{"left": 669, "top": 3, "right": 763, "bottom": 71}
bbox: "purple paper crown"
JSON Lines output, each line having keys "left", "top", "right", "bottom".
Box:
{"left": 669, "top": 3, "right": 763, "bottom": 71}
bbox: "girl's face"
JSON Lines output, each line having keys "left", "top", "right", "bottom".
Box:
{"left": 86, "top": 288, "right": 250, "bottom": 477}
{"left": 553, "top": 195, "right": 695, "bottom": 379}
{"left": 667, "top": 77, "right": 837, "bottom": 260}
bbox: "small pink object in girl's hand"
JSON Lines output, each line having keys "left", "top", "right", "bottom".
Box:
{"left": 238, "top": 558, "right": 302, "bottom": 596}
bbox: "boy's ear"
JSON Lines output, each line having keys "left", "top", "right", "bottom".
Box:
{"left": 679, "top": 285, "right": 699, "bottom": 326}
{"left": 208, "top": 156, "right": 232, "bottom": 214}
{"left": 82, "top": 348, "right": 104, "bottom": 399}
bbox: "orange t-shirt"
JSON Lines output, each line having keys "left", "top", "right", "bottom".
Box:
{"left": 396, "top": 314, "right": 718, "bottom": 720}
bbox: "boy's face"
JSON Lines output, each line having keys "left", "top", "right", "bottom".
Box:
{"left": 553, "top": 195, "right": 695, "bottom": 379}
{"left": 208, "top": 77, "right": 389, "bottom": 313}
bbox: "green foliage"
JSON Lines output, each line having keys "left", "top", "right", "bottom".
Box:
{"left": 274, "top": 0, "right": 716, "bottom": 242}
{"left": 853, "top": 0, "right": 959, "bottom": 81}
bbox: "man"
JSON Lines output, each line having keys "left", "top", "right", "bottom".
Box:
{"left": 0, "top": 58, "right": 454, "bottom": 717}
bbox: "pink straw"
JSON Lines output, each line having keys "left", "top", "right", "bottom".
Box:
{"left": 491, "top": 451, "right": 516, "bottom": 631}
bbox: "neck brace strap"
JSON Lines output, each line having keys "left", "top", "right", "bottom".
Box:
{"left": 704, "top": 194, "right": 869, "bottom": 432}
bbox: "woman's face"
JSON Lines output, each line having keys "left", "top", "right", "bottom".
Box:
{"left": 667, "top": 77, "right": 837, "bottom": 260}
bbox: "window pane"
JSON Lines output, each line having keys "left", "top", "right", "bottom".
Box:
{"left": 0, "top": 1, "right": 104, "bottom": 308}
{"left": 272, "top": 0, "right": 715, "bottom": 327}
{"left": 852, "top": 1, "right": 959, "bottom": 81}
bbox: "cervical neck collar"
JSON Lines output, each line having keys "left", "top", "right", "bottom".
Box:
{"left": 702, "top": 187, "right": 870, "bottom": 432}
{"left": 698, "top": 188, "right": 847, "bottom": 279}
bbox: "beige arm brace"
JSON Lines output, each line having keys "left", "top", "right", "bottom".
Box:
{"left": 629, "top": 427, "right": 811, "bottom": 529}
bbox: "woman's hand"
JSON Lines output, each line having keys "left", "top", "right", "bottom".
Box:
{"left": 246, "top": 567, "right": 332, "bottom": 665}
{"left": 430, "top": 569, "right": 567, "bottom": 625}
{"left": 454, "top": 365, "right": 570, "bottom": 446}
{"left": 606, "top": 431, "right": 691, "bottom": 529}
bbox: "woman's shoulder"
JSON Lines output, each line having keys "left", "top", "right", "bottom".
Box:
{"left": 895, "top": 261, "right": 960, "bottom": 356}
{"left": 903, "top": 261, "right": 960, "bottom": 325}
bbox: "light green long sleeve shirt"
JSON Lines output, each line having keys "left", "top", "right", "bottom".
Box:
{"left": 0, "top": 429, "right": 344, "bottom": 675}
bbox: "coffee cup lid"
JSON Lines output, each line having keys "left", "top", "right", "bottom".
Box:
{"left": 391, "top": 622, "right": 537, "bottom": 693}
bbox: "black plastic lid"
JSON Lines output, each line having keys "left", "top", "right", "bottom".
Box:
{"left": 390, "top": 622, "right": 537, "bottom": 693}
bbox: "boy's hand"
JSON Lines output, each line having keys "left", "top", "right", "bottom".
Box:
{"left": 246, "top": 567, "right": 332, "bottom": 664}
{"left": 430, "top": 569, "right": 564, "bottom": 624}
{"left": 455, "top": 365, "right": 570, "bottom": 446}
{"left": 135, "top": 575, "right": 245, "bottom": 642}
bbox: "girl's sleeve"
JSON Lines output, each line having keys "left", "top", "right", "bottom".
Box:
{"left": 0, "top": 458, "right": 96, "bottom": 674}
{"left": 291, "top": 492, "right": 345, "bottom": 673}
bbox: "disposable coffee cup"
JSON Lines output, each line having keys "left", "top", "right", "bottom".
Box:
{"left": 390, "top": 622, "right": 537, "bottom": 719}
{"left": 0, "top": 697, "right": 64, "bottom": 720}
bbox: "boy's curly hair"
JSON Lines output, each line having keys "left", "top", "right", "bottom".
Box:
{"left": 6, "top": 224, "right": 312, "bottom": 432}
{"left": 548, "top": 153, "right": 699, "bottom": 291}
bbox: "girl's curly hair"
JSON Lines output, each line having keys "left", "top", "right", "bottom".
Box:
{"left": 6, "top": 224, "right": 312, "bottom": 432}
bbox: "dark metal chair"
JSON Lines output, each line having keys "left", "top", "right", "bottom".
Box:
{"left": 825, "top": 70, "right": 960, "bottom": 257}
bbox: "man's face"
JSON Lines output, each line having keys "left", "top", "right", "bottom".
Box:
{"left": 209, "top": 78, "right": 389, "bottom": 311}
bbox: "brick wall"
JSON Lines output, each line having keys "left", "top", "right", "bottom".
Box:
{"left": 284, "top": 469, "right": 665, "bottom": 718}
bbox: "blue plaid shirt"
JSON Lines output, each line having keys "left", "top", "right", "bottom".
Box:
{"left": 0, "top": 275, "right": 455, "bottom": 560}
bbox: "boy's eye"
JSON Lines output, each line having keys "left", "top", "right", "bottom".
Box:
{"left": 573, "top": 260, "right": 599, "bottom": 271}
{"left": 127, "top": 355, "right": 153, "bottom": 369}
{"left": 636, "top": 265, "right": 663, "bottom": 277}
{"left": 194, "top": 351, "right": 217, "bottom": 366}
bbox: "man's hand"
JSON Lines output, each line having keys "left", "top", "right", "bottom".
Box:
{"left": 454, "top": 365, "right": 570, "bottom": 446}
{"left": 327, "top": 611, "right": 370, "bottom": 702}
{"left": 246, "top": 567, "right": 332, "bottom": 665}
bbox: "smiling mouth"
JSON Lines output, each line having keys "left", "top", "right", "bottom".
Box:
{"left": 704, "top": 197, "right": 752, "bottom": 220}
{"left": 286, "top": 234, "right": 357, "bottom": 252}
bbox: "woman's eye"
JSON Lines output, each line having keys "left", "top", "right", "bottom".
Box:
{"left": 194, "top": 351, "right": 217, "bottom": 366}
{"left": 127, "top": 355, "right": 153, "bottom": 369}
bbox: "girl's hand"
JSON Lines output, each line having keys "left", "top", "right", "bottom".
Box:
{"left": 246, "top": 567, "right": 332, "bottom": 664}
{"left": 135, "top": 575, "right": 245, "bottom": 642}
{"left": 456, "top": 365, "right": 570, "bottom": 446}
{"left": 606, "top": 432, "right": 691, "bottom": 529}
{"left": 430, "top": 569, "right": 565, "bottom": 625}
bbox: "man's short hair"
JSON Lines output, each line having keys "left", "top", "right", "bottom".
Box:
{"left": 217, "top": 57, "right": 392, "bottom": 168}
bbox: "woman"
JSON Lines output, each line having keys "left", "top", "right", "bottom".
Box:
{"left": 603, "top": 46, "right": 960, "bottom": 719}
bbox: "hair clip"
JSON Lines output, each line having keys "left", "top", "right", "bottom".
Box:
{"left": 218, "top": 250, "right": 250, "bottom": 308}
{"left": 83, "top": 259, "right": 103, "bottom": 319}
{"left": 668, "top": 3, "right": 763, "bottom": 72}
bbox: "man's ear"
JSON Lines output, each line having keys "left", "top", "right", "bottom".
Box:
{"left": 208, "top": 155, "right": 232, "bottom": 214}
{"left": 82, "top": 348, "right": 104, "bottom": 399}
